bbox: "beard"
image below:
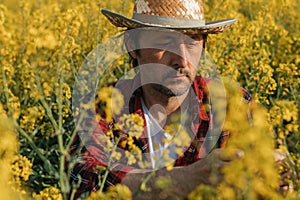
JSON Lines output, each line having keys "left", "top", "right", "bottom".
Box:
{"left": 153, "top": 69, "right": 194, "bottom": 97}
{"left": 152, "top": 83, "right": 191, "bottom": 97}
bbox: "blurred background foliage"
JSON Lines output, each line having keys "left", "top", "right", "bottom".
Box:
{"left": 0, "top": 0, "right": 299, "bottom": 199}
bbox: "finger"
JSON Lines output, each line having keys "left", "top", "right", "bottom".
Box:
{"left": 211, "top": 148, "right": 244, "bottom": 162}
{"left": 274, "top": 149, "right": 286, "bottom": 163}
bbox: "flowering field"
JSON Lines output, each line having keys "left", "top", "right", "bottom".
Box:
{"left": 0, "top": 0, "right": 299, "bottom": 199}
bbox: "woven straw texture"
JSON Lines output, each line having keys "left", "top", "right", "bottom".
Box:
{"left": 134, "top": 0, "right": 205, "bottom": 20}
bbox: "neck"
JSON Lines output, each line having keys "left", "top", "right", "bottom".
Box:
{"left": 142, "top": 85, "right": 189, "bottom": 126}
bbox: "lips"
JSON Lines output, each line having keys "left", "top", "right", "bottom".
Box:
{"left": 168, "top": 71, "right": 191, "bottom": 80}
{"left": 164, "top": 70, "right": 190, "bottom": 78}
{"left": 164, "top": 74, "right": 189, "bottom": 85}
{"left": 169, "top": 74, "right": 187, "bottom": 79}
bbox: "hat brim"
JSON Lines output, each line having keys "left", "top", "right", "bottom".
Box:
{"left": 102, "top": 9, "right": 236, "bottom": 34}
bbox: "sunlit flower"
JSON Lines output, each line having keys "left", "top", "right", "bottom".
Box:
{"left": 11, "top": 155, "right": 33, "bottom": 182}
{"left": 87, "top": 184, "right": 132, "bottom": 200}
{"left": 96, "top": 87, "right": 125, "bottom": 122}
{"left": 32, "top": 187, "right": 63, "bottom": 200}
{"left": 116, "top": 113, "right": 144, "bottom": 138}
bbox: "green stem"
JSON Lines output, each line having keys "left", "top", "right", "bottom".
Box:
{"left": 35, "top": 69, "right": 59, "bottom": 131}
{"left": 133, "top": 169, "right": 157, "bottom": 198}
{"left": 1, "top": 55, "right": 10, "bottom": 108}
{"left": 65, "top": 114, "right": 83, "bottom": 153}
{"left": 99, "top": 137, "right": 122, "bottom": 192}
{"left": 14, "top": 121, "right": 56, "bottom": 173}
{"left": 57, "top": 70, "right": 68, "bottom": 197}
{"left": 2, "top": 50, "right": 56, "bottom": 173}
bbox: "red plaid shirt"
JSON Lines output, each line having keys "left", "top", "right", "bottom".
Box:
{"left": 68, "top": 76, "right": 252, "bottom": 199}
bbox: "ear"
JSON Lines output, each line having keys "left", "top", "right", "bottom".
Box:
{"left": 203, "top": 34, "right": 208, "bottom": 49}
{"left": 124, "top": 31, "right": 138, "bottom": 59}
{"left": 128, "top": 50, "right": 138, "bottom": 59}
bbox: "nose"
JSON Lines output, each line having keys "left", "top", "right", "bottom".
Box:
{"left": 170, "top": 43, "right": 189, "bottom": 68}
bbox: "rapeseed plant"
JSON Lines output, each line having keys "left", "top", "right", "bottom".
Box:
{"left": 32, "top": 186, "right": 63, "bottom": 200}
{"left": 0, "top": 103, "right": 29, "bottom": 199}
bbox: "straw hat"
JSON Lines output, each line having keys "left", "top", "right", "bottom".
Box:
{"left": 102, "top": 0, "right": 236, "bottom": 34}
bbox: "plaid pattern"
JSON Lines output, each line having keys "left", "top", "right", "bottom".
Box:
{"left": 68, "top": 76, "right": 252, "bottom": 199}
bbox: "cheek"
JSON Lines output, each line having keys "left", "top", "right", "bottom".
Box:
{"left": 190, "top": 48, "right": 202, "bottom": 64}
{"left": 189, "top": 49, "right": 202, "bottom": 73}
{"left": 191, "top": 67, "right": 197, "bottom": 78}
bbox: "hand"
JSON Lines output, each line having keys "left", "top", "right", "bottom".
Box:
{"left": 121, "top": 148, "right": 244, "bottom": 199}
{"left": 187, "top": 148, "right": 244, "bottom": 185}
{"left": 274, "top": 149, "right": 295, "bottom": 194}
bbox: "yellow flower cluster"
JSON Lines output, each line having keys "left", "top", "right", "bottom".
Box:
{"left": 0, "top": 103, "right": 27, "bottom": 199}
{"left": 96, "top": 87, "right": 125, "bottom": 122}
{"left": 188, "top": 184, "right": 216, "bottom": 200}
{"left": 204, "top": 0, "right": 300, "bottom": 195}
{"left": 275, "top": 63, "right": 300, "bottom": 98}
{"left": 269, "top": 100, "right": 299, "bottom": 141}
{"left": 11, "top": 155, "right": 33, "bottom": 190}
{"left": 164, "top": 123, "right": 191, "bottom": 158}
{"left": 190, "top": 78, "right": 283, "bottom": 199}
{"left": 116, "top": 113, "right": 144, "bottom": 138}
{"left": 20, "top": 106, "right": 45, "bottom": 133}
{"left": 0, "top": 0, "right": 134, "bottom": 196}
{"left": 206, "top": 0, "right": 299, "bottom": 105}
{"left": 115, "top": 113, "right": 144, "bottom": 165}
{"left": 86, "top": 184, "right": 132, "bottom": 200}
{"left": 32, "top": 186, "right": 63, "bottom": 200}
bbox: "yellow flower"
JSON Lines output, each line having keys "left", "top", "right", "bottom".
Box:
{"left": 188, "top": 185, "right": 217, "bottom": 200}
{"left": 86, "top": 184, "right": 132, "bottom": 200}
{"left": 0, "top": 9, "right": 5, "bottom": 27}
{"left": 125, "top": 151, "right": 137, "bottom": 165}
{"left": 96, "top": 87, "right": 125, "bottom": 122}
{"left": 11, "top": 155, "right": 32, "bottom": 182}
{"left": 32, "top": 187, "right": 63, "bottom": 200}
{"left": 116, "top": 114, "right": 144, "bottom": 138}
{"left": 111, "top": 151, "right": 122, "bottom": 161}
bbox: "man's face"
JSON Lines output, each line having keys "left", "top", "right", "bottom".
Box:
{"left": 129, "top": 29, "right": 204, "bottom": 97}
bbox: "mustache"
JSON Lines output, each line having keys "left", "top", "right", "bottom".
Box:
{"left": 162, "top": 68, "right": 192, "bottom": 79}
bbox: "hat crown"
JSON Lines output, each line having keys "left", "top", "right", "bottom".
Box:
{"left": 133, "top": 0, "right": 205, "bottom": 21}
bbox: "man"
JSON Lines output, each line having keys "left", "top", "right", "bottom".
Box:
{"left": 69, "top": 0, "right": 251, "bottom": 199}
